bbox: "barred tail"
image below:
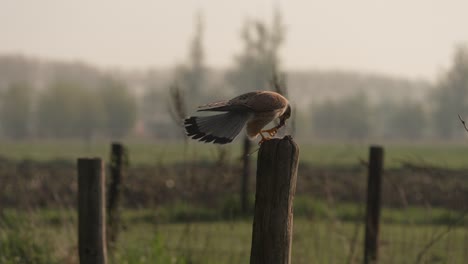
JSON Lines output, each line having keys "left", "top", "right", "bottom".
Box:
{"left": 184, "top": 112, "right": 250, "bottom": 144}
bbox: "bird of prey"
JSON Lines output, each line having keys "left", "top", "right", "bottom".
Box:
{"left": 184, "top": 91, "right": 291, "bottom": 144}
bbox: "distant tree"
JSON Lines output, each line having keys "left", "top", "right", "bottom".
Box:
{"left": 36, "top": 79, "right": 103, "bottom": 140}
{"left": 167, "top": 83, "right": 187, "bottom": 140}
{"left": 432, "top": 45, "right": 468, "bottom": 139}
{"left": 311, "top": 100, "right": 340, "bottom": 139}
{"left": 225, "top": 10, "right": 285, "bottom": 93}
{"left": 75, "top": 88, "right": 105, "bottom": 142}
{"left": 36, "top": 80, "right": 82, "bottom": 138}
{"left": 387, "top": 101, "right": 427, "bottom": 140}
{"left": 99, "top": 77, "right": 137, "bottom": 139}
{"left": 0, "top": 55, "right": 39, "bottom": 89}
{"left": 312, "top": 92, "right": 371, "bottom": 140}
{"left": 175, "top": 12, "right": 207, "bottom": 107}
{"left": 225, "top": 10, "right": 286, "bottom": 214}
{"left": 141, "top": 86, "right": 165, "bottom": 138}
{"left": 372, "top": 99, "right": 395, "bottom": 138}
{"left": 0, "top": 82, "right": 32, "bottom": 139}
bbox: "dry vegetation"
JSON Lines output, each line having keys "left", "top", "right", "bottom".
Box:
{"left": 1, "top": 143, "right": 467, "bottom": 263}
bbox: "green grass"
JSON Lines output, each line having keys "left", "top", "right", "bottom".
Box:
{"left": 0, "top": 140, "right": 231, "bottom": 165}
{"left": 3, "top": 214, "right": 466, "bottom": 264}
{"left": 299, "top": 143, "right": 468, "bottom": 169}
{"left": 4, "top": 197, "right": 465, "bottom": 226}
{"left": 156, "top": 220, "right": 468, "bottom": 264}
{"left": 1, "top": 140, "right": 467, "bottom": 263}
{"left": 2, "top": 140, "right": 468, "bottom": 168}
{"left": 2, "top": 206, "right": 467, "bottom": 264}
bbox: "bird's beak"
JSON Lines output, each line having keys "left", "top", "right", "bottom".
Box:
{"left": 278, "top": 116, "right": 287, "bottom": 128}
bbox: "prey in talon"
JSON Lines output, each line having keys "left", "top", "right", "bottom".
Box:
{"left": 184, "top": 91, "right": 291, "bottom": 145}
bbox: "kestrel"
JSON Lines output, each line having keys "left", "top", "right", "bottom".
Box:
{"left": 184, "top": 91, "right": 291, "bottom": 144}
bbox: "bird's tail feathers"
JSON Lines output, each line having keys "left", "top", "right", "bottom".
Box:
{"left": 184, "top": 112, "right": 250, "bottom": 144}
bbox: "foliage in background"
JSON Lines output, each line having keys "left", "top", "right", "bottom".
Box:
{"left": 141, "top": 74, "right": 177, "bottom": 139}
{"left": 1, "top": 42, "right": 468, "bottom": 142}
{"left": 311, "top": 92, "right": 371, "bottom": 140}
{"left": 432, "top": 45, "right": 468, "bottom": 139}
{"left": 73, "top": 84, "right": 106, "bottom": 143}
{"left": 0, "top": 82, "right": 32, "bottom": 139}
{"left": 34, "top": 76, "right": 136, "bottom": 141}
{"left": 167, "top": 83, "right": 187, "bottom": 141}
{"left": 225, "top": 9, "right": 285, "bottom": 94}
{"left": 36, "top": 79, "right": 89, "bottom": 138}
{"left": 386, "top": 100, "right": 427, "bottom": 139}
{"left": 99, "top": 76, "right": 137, "bottom": 139}
{"left": 372, "top": 99, "right": 426, "bottom": 139}
{"left": 174, "top": 12, "right": 207, "bottom": 109}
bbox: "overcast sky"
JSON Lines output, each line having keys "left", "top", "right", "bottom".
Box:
{"left": 2, "top": 0, "right": 468, "bottom": 80}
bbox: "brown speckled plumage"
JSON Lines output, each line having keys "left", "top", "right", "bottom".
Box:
{"left": 184, "top": 91, "right": 291, "bottom": 144}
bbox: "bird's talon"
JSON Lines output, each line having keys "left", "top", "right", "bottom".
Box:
{"left": 261, "top": 128, "right": 278, "bottom": 137}
{"left": 258, "top": 133, "right": 272, "bottom": 145}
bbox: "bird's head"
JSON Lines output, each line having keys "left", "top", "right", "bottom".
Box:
{"left": 279, "top": 104, "right": 291, "bottom": 127}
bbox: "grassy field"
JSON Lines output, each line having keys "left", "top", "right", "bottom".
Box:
{"left": 2, "top": 140, "right": 468, "bottom": 168}
{"left": 1, "top": 140, "right": 467, "bottom": 263}
{"left": 1, "top": 209, "right": 467, "bottom": 264}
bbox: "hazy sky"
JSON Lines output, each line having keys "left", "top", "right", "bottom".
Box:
{"left": 2, "top": 0, "right": 468, "bottom": 80}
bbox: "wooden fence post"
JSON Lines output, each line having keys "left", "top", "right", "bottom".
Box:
{"left": 364, "top": 146, "right": 384, "bottom": 264}
{"left": 107, "top": 143, "right": 125, "bottom": 249}
{"left": 250, "top": 136, "right": 299, "bottom": 264}
{"left": 78, "top": 158, "right": 107, "bottom": 264}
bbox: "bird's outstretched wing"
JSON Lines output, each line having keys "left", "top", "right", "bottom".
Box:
{"left": 197, "top": 100, "right": 252, "bottom": 112}
{"left": 185, "top": 91, "right": 289, "bottom": 144}
{"left": 184, "top": 111, "right": 251, "bottom": 144}
{"left": 197, "top": 91, "right": 286, "bottom": 112}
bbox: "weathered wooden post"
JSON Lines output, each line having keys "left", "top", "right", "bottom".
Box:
{"left": 250, "top": 136, "right": 299, "bottom": 264}
{"left": 107, "top": 143, "right": 125, "bottom": 249}
{"left": 364, "top": 146, "right": 384, "bottom": 264}
{"left": 78, "top": 158, "right": 107, "bottom": 264}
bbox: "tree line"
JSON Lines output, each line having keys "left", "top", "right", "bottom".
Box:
{"left": 1, "top": 46, "right": 467, "bottom": 142}
{"left": 0, "top": 76, "right": 137, "bottom": 141}
{"left": 1, "top": 10, "right": 468, "bottom": 142}
{"left": 308, "top": 45, "right": 468, "bottom": 141}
